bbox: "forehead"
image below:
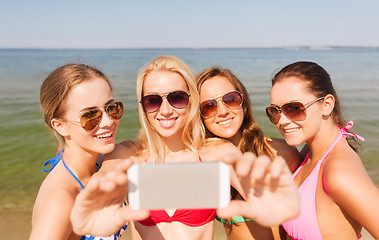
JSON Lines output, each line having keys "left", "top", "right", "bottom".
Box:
{"left": 270, "top": 77, "right": 313, "bottom": 104}
{"left": 65, "top": 78, "right": 113, "bottom": 113}
{"left": 200, "top": 76, "right": 236, "bottom": 99}
{"left": 144, "top": 70, "right": 187, "bottom": 94}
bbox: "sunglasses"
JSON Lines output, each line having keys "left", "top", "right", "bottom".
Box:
{"left": 66, "top": 101, "right": 124, "bottom": 130}
{"left": 200, "top": 91, "right": 243, "bottom": 118}
{"left": 140, "top": 91, "right": 190, "bottom": 113}
{"left": 265, "top": 96, "right": 325, "bottom": 124}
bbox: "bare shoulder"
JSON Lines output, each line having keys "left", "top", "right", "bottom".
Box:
{"left": 31, "top": 175, "right": 76, "bottom": 239}
{"left": 266, "top": 137, "right": 301, "bottom": 172}
{"left": 323, "top": 145, "right": 376, "bottom": 201}
{"left": 199, "top": 138, "right": 241, "bottom": 162}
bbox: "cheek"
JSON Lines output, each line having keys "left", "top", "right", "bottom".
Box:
{"left": 202, "top": 119, "right": 213, "bottom": 130}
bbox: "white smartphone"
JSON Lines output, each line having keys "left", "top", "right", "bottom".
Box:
{"left": 127, "top": 161, "right": 230, "bottom": 210}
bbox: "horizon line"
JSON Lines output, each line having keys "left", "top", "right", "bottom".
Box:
{"left": 1, "top": 45, "right": 379, "bottom": 51}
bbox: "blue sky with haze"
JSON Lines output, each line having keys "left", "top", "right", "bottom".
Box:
{"left": 1, "top": 0, "right": 378, "bottom": 48}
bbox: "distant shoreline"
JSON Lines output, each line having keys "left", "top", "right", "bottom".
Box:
{"left": 1, "top": 46, "right": 379, "bottom": 51}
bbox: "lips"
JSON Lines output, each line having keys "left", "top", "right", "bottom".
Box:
{"left": 158, "top": 117, "right": 177, "bottom": 128}
{"left": 95, "top": 131, "right": 113, "bottom": 139}
{"left": 217, "top": 118, "right": 233, "bottom": 126}
{"left": 282, "top": 127, "right": 300, "bottom": 134}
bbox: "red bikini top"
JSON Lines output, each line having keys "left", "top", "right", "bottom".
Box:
{"left": 137, "top": 208, "right": 217, "bottom": 227}
{"left": 137, "top": 149, "right": 217, "bottom": 227}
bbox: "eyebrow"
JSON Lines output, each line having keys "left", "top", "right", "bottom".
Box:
{"left": 79, "top": 99, "right": 115, "bottom": 113}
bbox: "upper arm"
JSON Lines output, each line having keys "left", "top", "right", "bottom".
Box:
{"left": 324, "top": 156, "right": 379, "bottom": 238}
{"left": 30, "top": 190, "right": 76, "bottom": 240}
{"left": 267, "top": 138, "right": 301, "bottom": 173}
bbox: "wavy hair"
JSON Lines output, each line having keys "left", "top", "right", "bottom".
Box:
{"left": 196, "top": 66, "right": 276, "bottom": 159}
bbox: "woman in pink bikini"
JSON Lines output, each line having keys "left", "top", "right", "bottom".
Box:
{"left": 266, "top": 61, "right": 379, "bottom": 239}
{"left": 70, "top": 56, "right": 301, "bottom": 240}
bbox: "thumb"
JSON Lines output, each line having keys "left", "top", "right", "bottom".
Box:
{"left": 217, "top": 200, "right": 256, "bottom": 220}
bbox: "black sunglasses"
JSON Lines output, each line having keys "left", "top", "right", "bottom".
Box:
{"left": 140, "top": 91, "right": 190, "bottom": 113}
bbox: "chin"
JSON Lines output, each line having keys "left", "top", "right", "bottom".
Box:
{"left": 283, "top": 137, "right": 302, "bottom": 147}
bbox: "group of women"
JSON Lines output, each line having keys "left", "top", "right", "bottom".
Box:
{"left": 29, "top": 55, "right": 379, "bottom": 240}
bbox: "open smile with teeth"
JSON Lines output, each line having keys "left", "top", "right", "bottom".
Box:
{"left": 158, "top": 118, "right": 177, "bottom": 128}
{"left": 283, "top": 127, "right": 300, "bottom": 134}
{"left": 217, "top": 118, "right": 233, "bottom": 125}
{"left": 96, "top": 132, "right": 113, "bottom": 139}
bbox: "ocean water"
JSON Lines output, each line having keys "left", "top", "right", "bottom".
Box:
{"left": 0, "top": 48, "right": 378, "bottom": 211}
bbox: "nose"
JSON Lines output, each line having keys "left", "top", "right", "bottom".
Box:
{"left": 159, "top": 97, "right": 173, "bottom": 116}
{"left": 216, "top": 99, "right": 229, "bottom": 116}
{"left": 99, "top": 111, "right": 115, "bottom": 128}
{"left": 276, "top": 110, "right": 291, "bottom": 126}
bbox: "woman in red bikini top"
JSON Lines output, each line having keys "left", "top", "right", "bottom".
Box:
{"left": 128, "top": 55, "right": 245, "bottom": 240}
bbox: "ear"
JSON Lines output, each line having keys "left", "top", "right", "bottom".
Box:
{"left": 322, "top": 94, "right": 335, "bottom": 116}
{"left": 51, "top": 118, "right": 70, "bottom": 137}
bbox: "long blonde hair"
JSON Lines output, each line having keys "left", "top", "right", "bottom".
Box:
{"left": 136, "top": 56, "right": 206, "bottom": 162}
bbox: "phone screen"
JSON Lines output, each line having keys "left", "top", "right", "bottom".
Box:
{"left": 128, "top": 161, "right": 230, "bottom": 209}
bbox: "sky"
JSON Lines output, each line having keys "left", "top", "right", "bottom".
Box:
{"left": 1, "top": 0, "right": 379, "bottom": 49}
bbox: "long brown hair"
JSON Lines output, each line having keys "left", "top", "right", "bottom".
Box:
{"left": 196, "top": 66, "right": 276, "bottom": 159}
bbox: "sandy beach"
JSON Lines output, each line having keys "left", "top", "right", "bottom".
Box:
{"left": 1, "top": 210, "right": 374, "bottom": 240}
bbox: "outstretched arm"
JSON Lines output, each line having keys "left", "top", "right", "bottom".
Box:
{"left": 70, "top": 159, "right": 149, "bottom": 237}
{"left": 218, "top": 152, "right": 300, "bottom": 227}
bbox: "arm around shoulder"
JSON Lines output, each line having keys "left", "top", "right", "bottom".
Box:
{"left": 266, "top": 138, "right": 302, "bottom": 173}
{"left": 99, "top": 140, "right": 137, "bottom": 173}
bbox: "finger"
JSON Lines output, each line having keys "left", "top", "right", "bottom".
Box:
{"left": 115, "top": 159, "right": 134, "bottom": 173}
{"left": 99, "top": 171, "right": 127, "bottom": 192}
{"left": 217, "top": 200, "right": 256, "bottom": 220}
{"left": 270, "top": 156, "right": 286, "bottom": 179}
{"left": 234, "top": 152, "right": 256, "bottom": 177}
{"left": 77, "top": 175, "right": 102, "bottom": 200}
{"left": 251, "top": 155, "right": 271, "bottom": 180}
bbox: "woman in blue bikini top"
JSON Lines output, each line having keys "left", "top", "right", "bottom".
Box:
{"left": 29, "top": 64, "right": 139, "bottom": 240}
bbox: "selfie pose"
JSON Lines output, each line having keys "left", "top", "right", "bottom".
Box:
{"left": 70, "top": 56, "right": 300, "bottom": 240}
{"left": 267, "top": 61, "right": 379, "bottom": 239}
{"left": 196, "top": 67, "right": 302, "bottom": 240}
{"left": 29, "top": 64, "right": 138, "bottom": 240}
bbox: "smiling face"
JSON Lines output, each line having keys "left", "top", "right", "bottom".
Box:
{"left": 58, "top": 78, "right": 120, "bottom": 154}
{"left": 142, "top": 70, "right": 190, "bottom": 141}
{"left": 270, "top": 76, "right": 324, "bottom": 146}
{"left": 199, "top": 76, "right": 244, "bottom": 145}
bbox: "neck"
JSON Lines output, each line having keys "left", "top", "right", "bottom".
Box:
{"left": 227, "top": 130, "right": 243, "bottom": 147}
{"left": 306, "top": 120, "right": 340, "bottom": 161}
{"left": 62, "top": 144, "right": 99, "bottom": 179}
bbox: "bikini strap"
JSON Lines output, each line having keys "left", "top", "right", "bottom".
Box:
{"left": 322, "top": 121, "right": 364, "bottom": 194}
{"left": 43, "top": 149, "right": 64, "bottom": 172}
{"left": 62, "top": 158, "right": 85, "bottom": 190}
{"left": 338, "top": 121, "right": 365, "bottom": 141}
